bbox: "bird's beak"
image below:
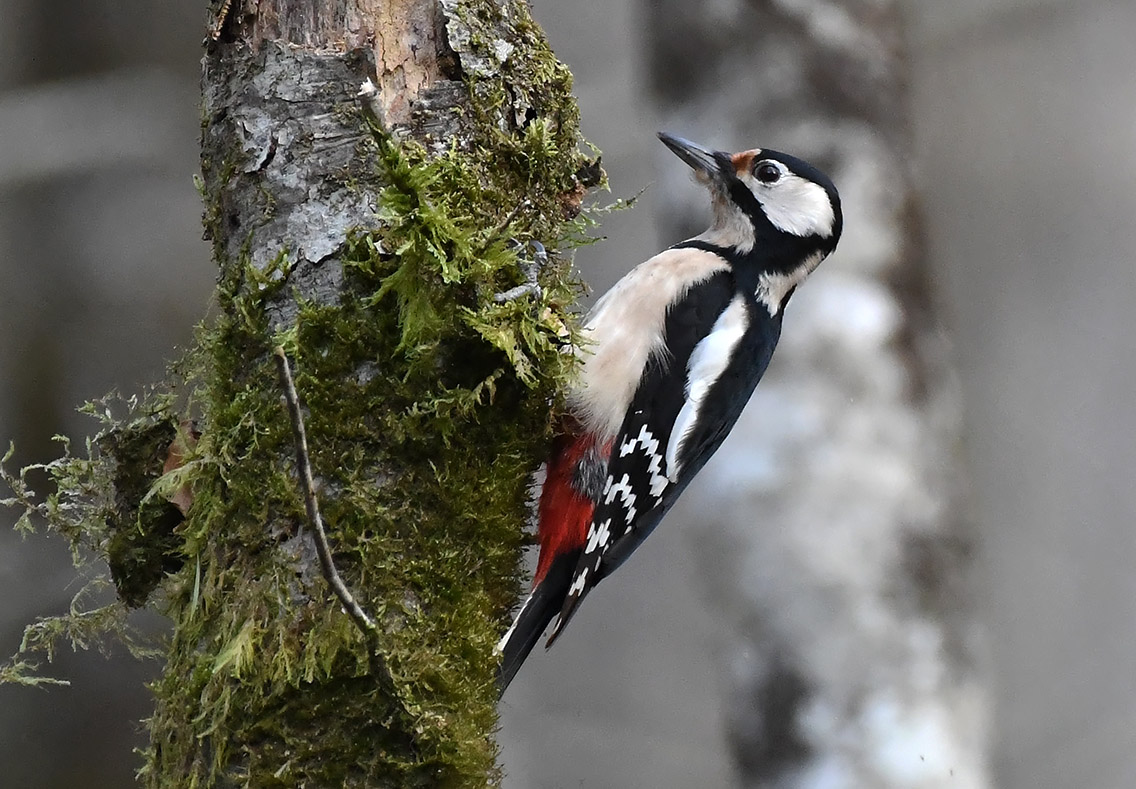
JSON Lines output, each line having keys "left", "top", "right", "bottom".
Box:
{"left": 657, "top": 132, "right": 729, "bottom": 183}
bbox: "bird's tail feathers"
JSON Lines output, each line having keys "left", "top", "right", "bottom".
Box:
{"left": 496, "top": 549, "right": 580, "bottom": 695}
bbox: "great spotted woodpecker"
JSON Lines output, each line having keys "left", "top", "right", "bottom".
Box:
{"left": 497, "top": 133, "right": 842, "bottom": 692}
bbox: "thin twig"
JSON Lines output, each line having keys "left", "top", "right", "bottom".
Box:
{"left": 477, "top": 199, "right": 532, "bottom": 255}
{"left": 273, "top": 347, "right": 392, "bottom": 687}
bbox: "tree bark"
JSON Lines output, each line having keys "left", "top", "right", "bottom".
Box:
{"left": 643, "top": 1, "right": 993, "bottom": 786}
{"left": 135, "top": 1, "right": 589, "bottom": 786}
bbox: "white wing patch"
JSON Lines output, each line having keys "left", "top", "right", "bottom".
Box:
{"left": 665, "top": 295, "right": 750, "bottom": 482}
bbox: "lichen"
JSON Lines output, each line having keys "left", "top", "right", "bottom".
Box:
{"left": 2, "top": 1, "right": 601, "bottom": 786}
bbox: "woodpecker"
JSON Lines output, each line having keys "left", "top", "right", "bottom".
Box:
{"left": 497, "top": 133, "right": 842, "bottom": 692}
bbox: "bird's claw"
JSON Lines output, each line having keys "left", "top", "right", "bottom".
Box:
{"left": 494, "top": 240, "right": 548, "bottom": 303}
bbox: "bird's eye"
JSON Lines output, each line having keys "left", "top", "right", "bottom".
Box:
{"left": 755, "top": 161, "right": 781, "bottom": 184}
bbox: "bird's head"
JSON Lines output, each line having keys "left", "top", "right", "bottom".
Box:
{"left": 658, "top": 132, "right": 842, "bottom": 270}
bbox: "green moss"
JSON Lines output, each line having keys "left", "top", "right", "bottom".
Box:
{"left": 0, "top": 397, "right": 177, "bottom": 685}
{"left": 140, "top": 141, "right": 584, "bottom": 784}
{"left": 3, "top": 2, "right": 601, "bottom": 785}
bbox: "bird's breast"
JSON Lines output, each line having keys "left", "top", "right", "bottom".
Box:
{"left": 567, "top": 247, "right": 731, "bottom": 441}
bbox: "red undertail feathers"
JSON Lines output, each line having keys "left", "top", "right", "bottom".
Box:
{"left": 533, "top": 428, "right": 605, "bottom": 587}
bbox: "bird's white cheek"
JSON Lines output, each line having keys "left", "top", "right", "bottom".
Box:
{"left": 743, "top": 173, "right": 836, "bottom": 239}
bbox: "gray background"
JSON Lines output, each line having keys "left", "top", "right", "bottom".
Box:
{"left": 1, "top": 0, "right": 1133, "bottom": 786}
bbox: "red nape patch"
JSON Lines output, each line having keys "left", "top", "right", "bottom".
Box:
{"left": 532, "top": 430, "right": 608, "bottom": 587}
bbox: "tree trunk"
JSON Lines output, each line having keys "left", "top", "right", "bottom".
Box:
{"left": 3, "top": 1, "right": 592, "bottom": 786}
{"left": 643, "top": 1, "right": 993, "bottom": 786}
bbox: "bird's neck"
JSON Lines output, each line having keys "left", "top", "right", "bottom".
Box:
{"left": 754, "top": 251, "right": 824, "bottom": 315}
{"left": 692, "top": 221, "right": 754, "bottom": 255}
{"left": 674, "top": 235, "right": 826, "bottom": 316}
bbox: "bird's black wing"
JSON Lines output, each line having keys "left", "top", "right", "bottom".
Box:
{"left": 547, "top": 270, "right": 742, "bottom": 641}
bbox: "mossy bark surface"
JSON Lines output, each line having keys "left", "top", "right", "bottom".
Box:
{"left": 3, "top": 1, "right": 597, "bottom": 786}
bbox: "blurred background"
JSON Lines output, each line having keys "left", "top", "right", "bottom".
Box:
{"left": 2, "top": 0, "right": 1134, "bottom": 786}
